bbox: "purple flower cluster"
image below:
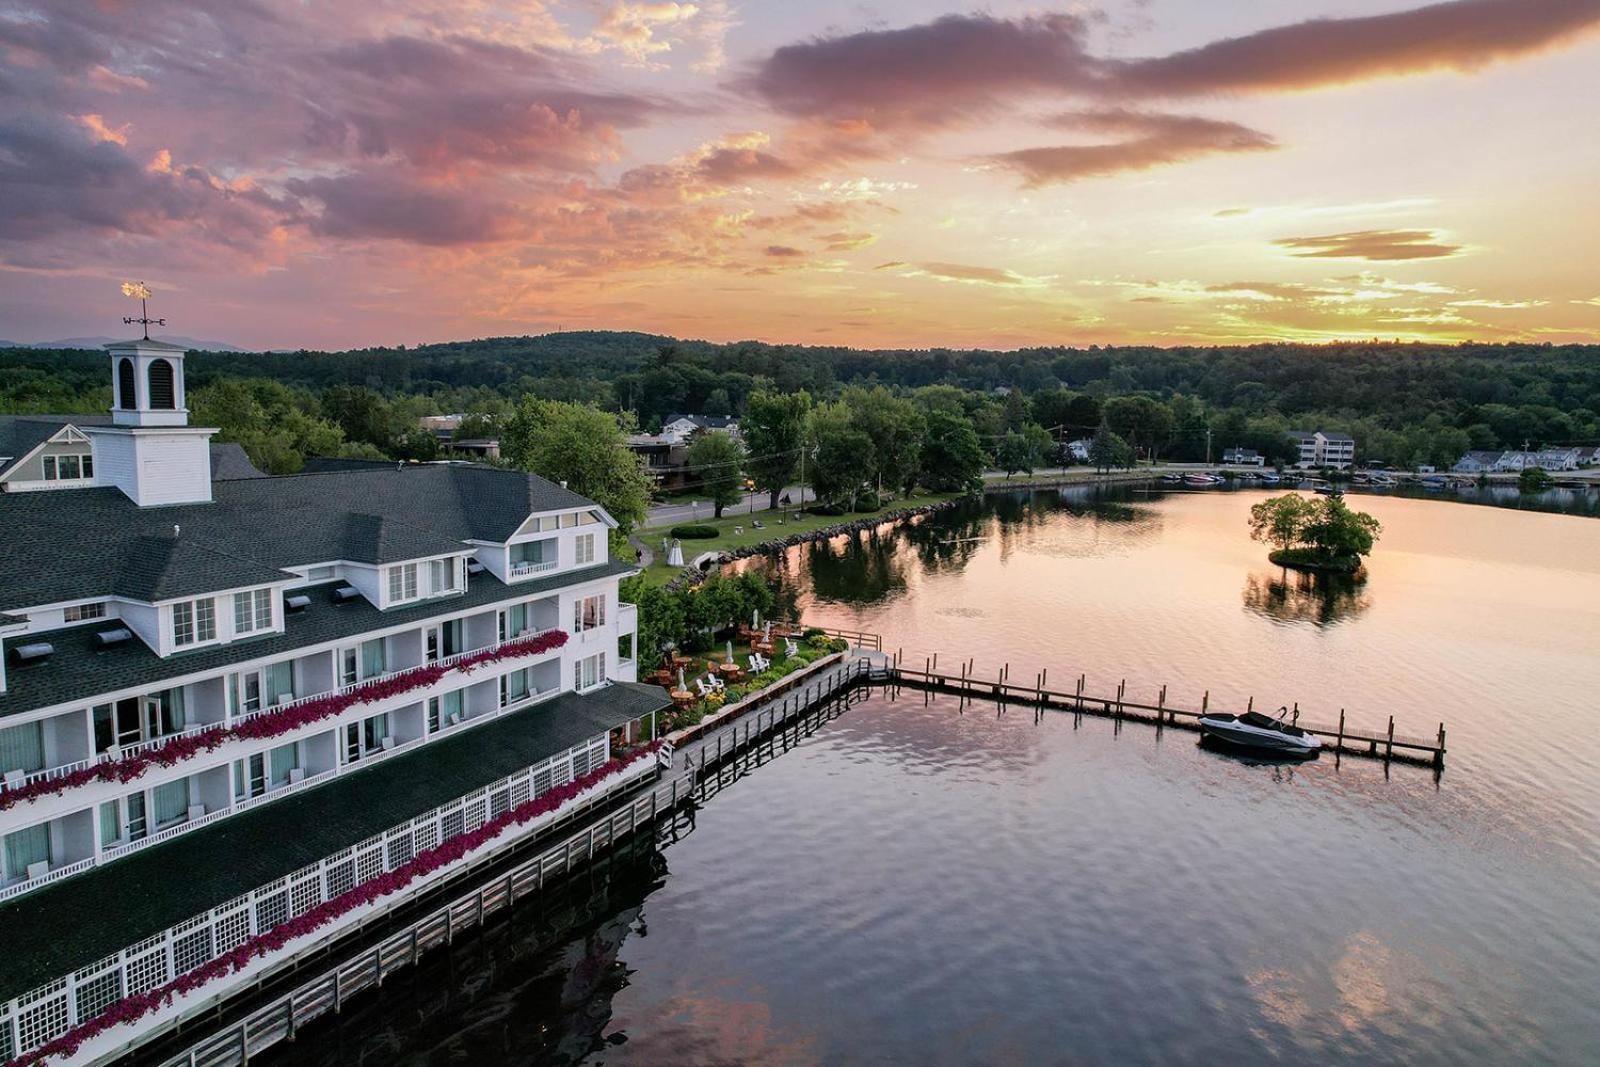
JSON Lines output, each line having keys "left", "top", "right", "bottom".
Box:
{"left": 0, "top": 631, "right": 570, "bottom": 812}
{"left": 4, "top": 738, "right": 660, "bottom": 1067}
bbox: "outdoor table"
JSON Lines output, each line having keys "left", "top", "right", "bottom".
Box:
{"left": 717, "top": 662, "right": 744, "bottom": 682}
{"left": 670, "top": 689, "right": 696, "bottom": 709}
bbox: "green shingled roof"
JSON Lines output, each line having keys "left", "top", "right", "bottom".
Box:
{"left": 0, "top": 682, "right": 669, "bottom": 1004}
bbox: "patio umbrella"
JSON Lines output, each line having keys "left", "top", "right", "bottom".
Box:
{"left": 753, "top": 609, "right": 760, "bottom": 628}
{"left": 726, "top": 640, "right": 734, "bottom": 662}
{"left": 678, "top": 667, "right": 686, "bottom": 690}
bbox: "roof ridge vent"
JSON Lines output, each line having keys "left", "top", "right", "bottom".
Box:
{"left": 10, "top": 641, "right": 54, "bottom": 664}
{"left": 94, "top": 628, "right": 134, "bottom": 648}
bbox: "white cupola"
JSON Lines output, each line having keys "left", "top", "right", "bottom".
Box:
{"left": 84, "top": 338, "right": 216, "bottom": 506}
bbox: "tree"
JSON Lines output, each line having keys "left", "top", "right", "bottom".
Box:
{"left": 1248, "top": 494, "right": 1316, "bottom": 552}
{"left": 844, "top": 386, "right": 924, "bottom": 496}
{"left": 1519, "top": 466, "right": 1553, "bottom": 492}
{"left": 321, "top": 385, "right": 396, "bottom": 451}
{"left": 191, "top": 379, "right": 352, "bottom": 474}
{"left": 686, "top": 430, "right": 746, "bottom": 517}
{"left": 808, "top": 401, "right": 873, "bottom": 507}
{"left": 1103, "top": 395, "right": 1174, "bottom": 463}
{"left": 1088, "top": 421, "right": 1133, "bottom": 473}
{"left": 620, "top": 577, "right": 689, "bottom": 669}
{"left": 995, "top": 432, "right": 1034, "bottom": 478}
{"left": 452, "top": 413, "right": 497, "bottom": 441}
{"left": 1302, "top": 496, "right": 1382, "bottom": 559}
{"left": 920, "top": 409, "right": 986, "bottom": 492}
{"left": 742, "top": 390, "right": 811, "bottom": 508}
{"left": 392, "top": 426, "right": 440, "bottom": 461}
{"left": 500, "top": 398, "right": 652, "bottom": 535}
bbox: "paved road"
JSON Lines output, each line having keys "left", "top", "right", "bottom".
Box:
{"left": 644, "top": 485, "right": 810, "bottom": 528}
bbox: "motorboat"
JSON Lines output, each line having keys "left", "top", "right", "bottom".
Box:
{"left": 1369, "top": 471, "right": 1397, "bottom": 488}
{"left": 1162, "top": 472, "right": 1184, "bottom": 484}
{"left": 1183, "top": 473, "right": 1222, "bottom": 487}
{"left": 1258, "top": 471, "right": 1282, "bottom": 484}
{"left": 1198, "top": 708, "right": 1321, "bottom": 755}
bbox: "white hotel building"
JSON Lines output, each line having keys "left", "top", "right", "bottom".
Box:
{"left": 0, "top": 339, "right": 666, "bottom": 1062}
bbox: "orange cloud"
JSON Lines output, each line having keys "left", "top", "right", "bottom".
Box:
{"left": 989, "top": 110, "right": 1276, "bottom": 185}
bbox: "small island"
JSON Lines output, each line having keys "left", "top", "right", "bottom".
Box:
{"left": 1248, "top": 493, "right": 1383, "bottom": 575}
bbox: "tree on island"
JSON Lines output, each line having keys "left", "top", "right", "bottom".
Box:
{"left": 1249, "top": 493, "right": 1382, "bottom": 573}
{"left": 685, "top": 430, "right": 746, "bottom": 517}
{"left": 1518, "top": 466, "right": 1553, "bottom": 493}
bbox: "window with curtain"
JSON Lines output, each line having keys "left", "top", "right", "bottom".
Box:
{"left": 153, "top": 779, "right": 189, "bottom": 826}
{"left": 574, "top": 595, "right": 605, "bottom": 632}
{"left": 0, "top": 722, "right": 44, "bottom": 776}
{"left": 269, "top": 743, "right": 298, "bottom": 785}
{"left": 506, "top": 670, "right": 530, "bottom": 703}
{"left": 363, "top": 714, "right": 389, "bottom": 751}
{"left": 159, "top": 688, "right": 186, "bottom": 734}
{"left": 361, "top": 638, "right": 386, "bottom": 678}
{"left": 264, "top": 661, "right": 295, "bottom": 705}
{"left": 505, "top": 603, "right": 527, "bottom": 639}
{"left": 99, "top": 800, "right": 120, "bottom": 848}
{"left": 3, "top": 823, "right": 50, "bottom": 879}
{"left": 442, "top": 689, "right": 464, "bottom": 720}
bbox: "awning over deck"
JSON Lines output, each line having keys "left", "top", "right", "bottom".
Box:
{"left": 0, "top": 682, "right": 669, "bottom": 1003}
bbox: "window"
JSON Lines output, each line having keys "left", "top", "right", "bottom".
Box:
{"left": 574, "top": 594, "right": 606, "bottom": 633}
{"left": 264, "top": 661, "right": 294, "bottom": 705}
{"left": 501, "top": 602, "right": 527, "bottom": 642}
{"left": 561, "top": 513, "right": 578, "bottom": 528}
{"left": 3, "top": 823, "right": 50, "bottom": 881}
{"left": 340, "top": 647, "right": 359, "bottom": 687}
{"left": 233, "top": 754, "right": 266, "bottom": 800}
{"left": 99, "top": 800, "right": 121, "bottom": 848}
{"left": 574, "top": 652, "right": 606, "bottom": 691}
{"left": 148, "top": 358, "right": 176, "bottom": 409}
{"left": 172, "top": 598, "right": 216, "bottom": 646}
{"left": 387, "top": 563, "right": 419, "bottom": 603}
{"left": 233, "top": 589, "right": 273, "bottom": 634}
{"left": 574, "top": 533, "right": 595, "bottom": 565}
{"left": 63, "top": 602, "right": 105, "bottom": 623}
{"left": 304, "top": 565, "right": 336, "bottom": 581}
{"left": 500, "top": 669, "right": 531, "bottom": 708}
{"left": 362, "top": 714, "right": 389, "bottom": 752}
{"left": 116, "top": 357, "right": 136, "bottom": 409}
{"left": 360, "top": 638, "right": 386, "bottom": 679}
{"left": 0, "top": 722, "right": 44, "bottom": 776}
{"left": 427, "top": 620, "right": 464, "bottom": 663}
{"left": 42, "top": 453, "right": 93, "bottom": 481}
{"left": 430, "top": 689, "right": 464, "bottom": 731}
{"left": 618, "top": 632, "right": 634, "bottom": 663}
{"left": 429, "top": 558, "right": 459, "bottom": 595}
{"left": 230, "top": 672, "right": 262, "bottom": 716}
{"left": 152, "top": 779, "right": 190, "bottom": 827}
{"left": 269, "top": 742, "right": 298, "bottom": 786}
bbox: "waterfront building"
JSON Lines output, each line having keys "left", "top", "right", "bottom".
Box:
{"left": 1452, "top": 450, "right": 1504, "bottom": 473}
{"left": 1286, "top": 430, "right": 1355, "bottom": 470}
{"left": 0, "top": 338, "right": 665, "bottom": 1062}
{"left": 1221, "top": 447, "right": 1264, "bottom": 467}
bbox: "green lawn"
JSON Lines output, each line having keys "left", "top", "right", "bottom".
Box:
{"left": 634, "top": 490, "right": 962, "bottom": 585}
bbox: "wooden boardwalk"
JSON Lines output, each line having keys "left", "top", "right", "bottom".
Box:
{"left": 878, "top": 656, "right": 1445, "bottom": 767}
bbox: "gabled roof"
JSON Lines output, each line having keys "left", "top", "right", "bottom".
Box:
{"left": 0, "top": 462, "right": 604, "bottom": 614}
{"left": 664, "top": 413, "right": 737, "bottom": 430}
{"left": 113, "top": 535, "right": 292, "bottom": 602}
{"left": 209, "top": 442, "right": 266, "bottom": 480}
{"left": 0, "top": 414, "right": 113, "bottom": 479}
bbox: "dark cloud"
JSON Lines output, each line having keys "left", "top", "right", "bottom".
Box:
{"left": 989, "top": 110, "right": 1276, "bottom": 185}
{"left": 0, "top": 114, "right": 285, "bottom": 247}
{"left": 285, "top": 171, "right": 526, "bottom": 246}
{"left": 765, "top": 244, "right": 806, "bottom": 257}
{"left": 744, "top": 1, "right": 1600, "bottom": 131}
{"left": 1113, "top": 0, "right": 1600, "bottom": 96}
{"left": 1274, "top": 230, "right": 1463, "bottom": 260}
{"left": 743, "top": 14, "right": 1100, "bottom": 129}
{"left": 694, "top": 146, "right": 801, "bottom": 183}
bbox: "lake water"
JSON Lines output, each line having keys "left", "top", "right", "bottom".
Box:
{"left": 277, "top": 488, "right": 1600, "bottom": 1065}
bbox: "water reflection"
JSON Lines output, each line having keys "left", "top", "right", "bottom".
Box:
{"left": 1240, "top": 568, "right": 1373, "bottom": 627}
{"left": 805, "top": 530, "right": 908, "bottom": 604}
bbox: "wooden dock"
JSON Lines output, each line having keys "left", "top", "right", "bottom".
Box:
{"left": 876, "top": 653, "right": 1446, "bottom": 768}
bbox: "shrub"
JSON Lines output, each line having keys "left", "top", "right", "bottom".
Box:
{"left": 854, "top": 491, "right": 882, "bottom": 511}
{"left": 802, "top": 627, "right": 827, "bottom": 640}
{"left": 808, "top": 502, "right": 847, "bottom": 516}
{"left": 670, "top": 524, "right": 719, "bottom": 539}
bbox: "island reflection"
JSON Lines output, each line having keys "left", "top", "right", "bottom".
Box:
{"left": 1241, "top": 568, "right": 1372, "bottom": 626}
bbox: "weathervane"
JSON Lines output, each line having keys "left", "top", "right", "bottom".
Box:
{"left": 120, "top": 280, "right": 165, "bottom": 339}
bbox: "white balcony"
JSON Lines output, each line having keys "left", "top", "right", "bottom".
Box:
{"left": 509, "top": 559, "right": 558, "bottom": 578}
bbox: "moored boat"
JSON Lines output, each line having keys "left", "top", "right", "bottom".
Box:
{"left": 1198, "top": 708, "right": 1321, "bottom": 755}
{"left": 1183, "top": 473, "right": 1222, "bottom": 487}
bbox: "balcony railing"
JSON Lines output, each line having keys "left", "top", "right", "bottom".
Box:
{"left": 0, "top": 856, "right": 96, "bottom": 904}
{"left": 102, "top": 805, "right": 235, "bottom": 862}
{"left": 509, "top": 558, "right": 558, "bottom": 577}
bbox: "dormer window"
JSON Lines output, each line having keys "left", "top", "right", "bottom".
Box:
{"left": 233, "top": 588, "right": 273, "bottom": 635}
{"left": 387, "top": 563, "right": 419, "bottom": 604}
{"left": 43, "top": 453, "right": 93, "bottom": 482}
{"left": 63, "top": 603, "right": 107, "bottom": 623}
{"left": 428, "top": 558, "right": 460, "bottom": 594}
{"left": 172, "top": 597, "right": 217, "bottom": 647}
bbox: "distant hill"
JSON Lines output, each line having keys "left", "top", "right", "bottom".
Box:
{"left": 11, "top": 335, "right": 249, "bottom": 352}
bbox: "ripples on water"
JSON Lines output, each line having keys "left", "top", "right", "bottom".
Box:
{"left": 278, "top": 488, "right": 1600, "bottom": 1066}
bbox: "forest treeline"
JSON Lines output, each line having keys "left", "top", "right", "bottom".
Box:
{"left": 3, "top": 334, "right": 1596, "bottom": 474}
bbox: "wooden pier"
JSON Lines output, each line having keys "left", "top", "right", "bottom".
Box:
{"left": 876, "top": 653, "right": 1446, "bottom": 768}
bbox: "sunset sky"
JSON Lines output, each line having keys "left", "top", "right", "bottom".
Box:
{"left": 4, "top": 0, "right": 1600, "bottom": 350}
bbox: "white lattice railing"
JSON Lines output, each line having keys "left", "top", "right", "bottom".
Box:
{"left": 0, "top": 856, "right": 95, "bottom": 905}
{"left": 510, "top": 559, "right": 558, "bottom": 577}
{"left": 0, "top": 725, "right": 644, "bottom": 1062}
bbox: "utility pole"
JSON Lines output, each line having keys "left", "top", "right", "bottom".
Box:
{"left": 798, "top": 446, "right": 805, "bottom": 510}
{"left": 1205, "top": 427, "right": 1213, "bottom": 465}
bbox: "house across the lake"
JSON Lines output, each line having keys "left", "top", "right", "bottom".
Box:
{"left": 0, "top": 338, "right": 662, "bottom": 1063}
{"left": 1452, "top": 450, "right": 1503, "bottom": 473}
{"left": 1286, "top": 430, "right": 1355, "bottom": 470}
{"left": 1221, "top": 447, "right": 1264, "bottom": 467}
